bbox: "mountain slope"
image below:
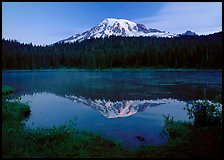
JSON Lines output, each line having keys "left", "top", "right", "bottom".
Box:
{"left": 57, "top": 18, "right": 177, "bottom": 43}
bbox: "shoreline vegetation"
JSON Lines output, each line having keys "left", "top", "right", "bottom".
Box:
{"left": 2, "top": 67, "right": 222, "bottom": 73}
{"left": 2, "top": 86, "right": 222, "bottom": 158}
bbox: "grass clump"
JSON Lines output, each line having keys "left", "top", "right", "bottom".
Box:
{"left": 2, "top": 100, "right": 31, "bottom": 157}
{"left": 3, "top": 120, "right": 126, "bottom": 158}
{"left": 2, "top": 85, "right": 14, "bottom": 95}
{"left": 2, "top": 100, "right": 30, "bottom": 122}
{"left": 161, "top": 114, "right": 190, "bottom": 140}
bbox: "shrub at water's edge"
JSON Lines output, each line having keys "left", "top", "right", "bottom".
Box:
{"left": 184, "top": 98, "right": 222, "bottom": 128}
{"left": 160, "top": 114, "right": 190, "bottom": 140}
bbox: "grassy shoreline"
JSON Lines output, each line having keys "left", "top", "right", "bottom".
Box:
{"left": 2, "top": 85, "right": 222, "bottom": 158}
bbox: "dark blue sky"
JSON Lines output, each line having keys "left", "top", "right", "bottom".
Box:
{"left": 2, "top": 2, "right": 222, "bottom": 45}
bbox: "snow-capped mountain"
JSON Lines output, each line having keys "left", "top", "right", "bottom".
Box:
{"left": 57, "top": 18, "right": 177, "bottom": 43}
{"left": 181, "top": 30, "right": 198, "bottom": 36}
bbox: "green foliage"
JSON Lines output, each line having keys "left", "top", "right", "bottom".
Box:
{"left": 184, "top": 100, "right": 222, "bottom": 127}
{"left": 2, "top": 99, "right": 30, "bottom": 122}
{"left": 2, "top": 97, "right": 31, "bottom": 157}
{"left": 2, "top": 85, "right": 14, "bottom": 95}
{"left": 214, "top": 95, "right": 222, "bottom": 103}
{"left": 161, "top": 114, "right": 190, "bottom": 139}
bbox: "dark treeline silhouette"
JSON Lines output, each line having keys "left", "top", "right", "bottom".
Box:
{"left": 2, "top": 32, "right": 222, "bottom": 69}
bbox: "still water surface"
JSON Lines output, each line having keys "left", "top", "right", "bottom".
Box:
{"left": 2, "top": 70, "right": 222, "bottom": 148}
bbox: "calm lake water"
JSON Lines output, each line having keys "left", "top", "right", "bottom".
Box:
{"left": 2, "top": 69, "right": 222, "bottom": 148}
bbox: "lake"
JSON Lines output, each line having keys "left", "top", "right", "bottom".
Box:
{"left": 2, "top": 69, "right": 222, "bottom": 148}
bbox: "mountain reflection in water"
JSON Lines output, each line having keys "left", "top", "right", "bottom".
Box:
{"left": 10, "top": 92, "right": 190, "bottom": 148}
{"left": 65, "top": 95, "right": 179, "bottom": 118}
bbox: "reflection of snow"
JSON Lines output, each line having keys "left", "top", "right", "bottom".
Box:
{"left": 65, "top": 95, "right": 179, "bottom": 118}
{"left": 194, "top": 99, "right": 222, "bottom": 107}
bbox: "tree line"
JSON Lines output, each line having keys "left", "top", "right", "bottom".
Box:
{"left": 2, "top": 32, "right": 222, "bottom": 69}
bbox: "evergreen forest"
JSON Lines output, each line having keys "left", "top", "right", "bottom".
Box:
{"left": 2, "top": 32, "right": 222, "bottom": 69}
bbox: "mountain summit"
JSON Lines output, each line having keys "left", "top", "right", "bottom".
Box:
{"left": 57, "top": 18, "right": 176, "bottom": 43}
